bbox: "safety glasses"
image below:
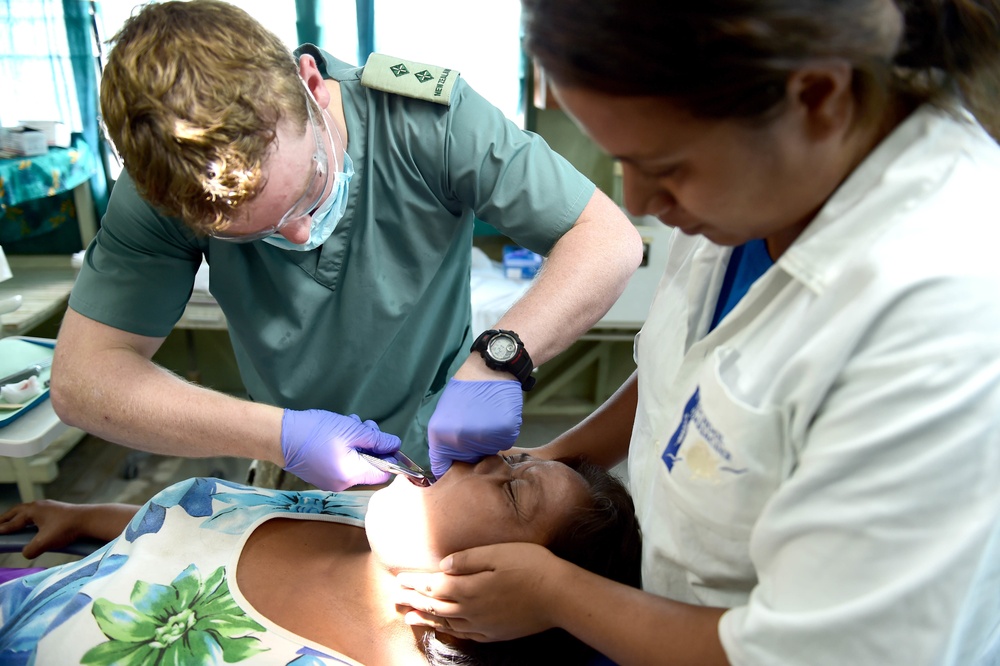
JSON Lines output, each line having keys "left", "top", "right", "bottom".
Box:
{"left": 209, "top": 87, "right": 335, "bottom": 243}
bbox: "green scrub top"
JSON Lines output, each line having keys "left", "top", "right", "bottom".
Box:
{"left": 69, "top": 47, "right": 595, "bottom": 466}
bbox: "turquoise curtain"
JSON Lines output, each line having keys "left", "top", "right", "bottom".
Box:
{"left": 295, "top": 0, "right": 321, "bottom": 46}
{"left": 0, "top": 0, "right": 108, "bottom": 247}
{"left": 355, "top": 0, "right": 373, "bottom": 65}
{"left": 62, "top": 0, "right": 108, "bottom": 220}
{"left": 296, "top": 0, "right": 370, "bottom": 65}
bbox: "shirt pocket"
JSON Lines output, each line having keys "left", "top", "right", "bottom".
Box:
{"left": 659, "top": 346, "right": 790, "bottom": 540}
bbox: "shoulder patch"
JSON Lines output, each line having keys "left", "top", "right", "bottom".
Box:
{"left": 361, "top": 53, "right": 460, "bottom": 106}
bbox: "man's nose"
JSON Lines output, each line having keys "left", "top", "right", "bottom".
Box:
{"left": 277, "top": 216, "right": 312, "bottom": 244}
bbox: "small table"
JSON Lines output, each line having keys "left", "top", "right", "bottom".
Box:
{"left": 0, "top": 255, "right": 77, "bottom": 338}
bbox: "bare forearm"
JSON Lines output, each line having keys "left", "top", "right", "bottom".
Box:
{"left": 499, "top": 191, "right": 641, "bottom": 363}
{"left": 55, "top": 357, "right": 282, "bottom": 462}
{"left": 549, "top": 560, "right": 730, "bottom": 666}
{"left": 456, "top": 190, "right": 642, "bottom": 380}
{"left": 51, "top": 309, "right": 284, "bottom": 464}
{"left": 80, "top": 503, "right": 140, "bottom": 542}
{"left": 532, "top": 372, "right": 638, "bottom": 468}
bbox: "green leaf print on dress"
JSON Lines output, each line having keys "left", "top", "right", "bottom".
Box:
{"left": 81, "top": 564, "right": 268, "bottom": 665}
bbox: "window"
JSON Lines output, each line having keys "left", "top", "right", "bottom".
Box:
{"left": 0, "top": 0, "right": 83, "bottom": 130}
{"left": 373, "top": 0, "right": 524, "bottom": 123}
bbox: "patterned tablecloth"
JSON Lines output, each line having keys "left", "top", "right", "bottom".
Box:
{"left": 0, "top": 136, "right": 96, "bottom": 244}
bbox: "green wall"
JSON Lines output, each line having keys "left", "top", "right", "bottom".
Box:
{"left": 532, "top": 108, "right": 618, "bottom": 203}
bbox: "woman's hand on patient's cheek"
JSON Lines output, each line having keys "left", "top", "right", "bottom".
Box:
{"left": 394, "top": 542, "right": 564, "bottom": 642}
{"left": 0, "top": 500, "right": 84, "bottom": 559}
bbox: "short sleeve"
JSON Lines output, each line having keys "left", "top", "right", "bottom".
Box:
{"left": 68, "top": 171, "right": 204, "bottom": 337}
{"left": 441, "top": 79, "right": 595, "bottom": 255}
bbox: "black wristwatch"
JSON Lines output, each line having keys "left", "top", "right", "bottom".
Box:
{"left": 471, "top": 329, "right": 536, "bottom": 391}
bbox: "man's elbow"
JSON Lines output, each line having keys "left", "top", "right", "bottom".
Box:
{"left": 48, "top": 366, "right": 85, "bottom": 427}
{"left": 586, "top": 191, "right": 646, "bottom": 273}
{"left": 602, "top": 209, "right": 645, "bottom": 279}
{"left": 621, "top": 221, "right": 644, "bottom": 273}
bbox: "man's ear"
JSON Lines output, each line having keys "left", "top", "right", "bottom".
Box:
{"left": 298, "top": 54, "right": 331, "bottom": 109}
{"left": 785, "top": 60, "right": 856, "bottom": 142}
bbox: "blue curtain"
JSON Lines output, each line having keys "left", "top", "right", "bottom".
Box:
{"left": 62, "top": 0, "right": 108, "bottom": 219}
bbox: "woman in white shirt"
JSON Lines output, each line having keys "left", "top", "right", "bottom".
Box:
{"left": 396, "top": 1, "right": 1000, "bottom": 664}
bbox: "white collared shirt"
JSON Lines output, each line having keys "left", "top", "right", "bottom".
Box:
{"left": 630, "top": 104, "right": 1000, "bottom": 665}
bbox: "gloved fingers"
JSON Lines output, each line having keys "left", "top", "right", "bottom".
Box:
{"left": 429, "top": 441, "right": 499, "bottom": 478}
{"left": 430, "top": 457, "right": 454, "bottom": 479}
{"left": 346, "top": 466, "right": 394, "bottom": 488}
{"left": 362, "top": 430, "right": 402, "bottom": 456}
{"left": 280, "top": 409, "right": 401, "bottom": 490}
{"left": 351, "top": 445, "right": 406, "bottom": 486}
{"left": 430, "top": 447, "right": 492, "bottom": 479}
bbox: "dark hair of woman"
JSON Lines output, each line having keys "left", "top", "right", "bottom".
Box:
{"left": 522, "top": 0, "right": 1000, "bottom": 137}
{"left": 421, "top": 456, "right": 642, "bottom": 665}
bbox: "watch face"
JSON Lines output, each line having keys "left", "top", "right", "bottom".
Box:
{"left": 486, "top": 334, "right": 518, "bottom": 363}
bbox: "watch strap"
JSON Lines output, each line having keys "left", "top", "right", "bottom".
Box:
{"left": 471, "top": 329, "right": 536, "bottom": 391}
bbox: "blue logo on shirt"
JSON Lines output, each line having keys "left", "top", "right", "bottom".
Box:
{"left": 662, "top": 389, "right": 700, "bottom": 471}
{"left": 662, "top": 387, "right": 747, "bottom": 476}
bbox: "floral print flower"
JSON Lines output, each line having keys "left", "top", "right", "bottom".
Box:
{"left": 125, "top": 477, "right": 234, "bottom": 542}
{"left": 0, "top": 552, "right": 127, "bottom": 666}
{"left": 81, "top": 564, "right": 267, "bottom": 665}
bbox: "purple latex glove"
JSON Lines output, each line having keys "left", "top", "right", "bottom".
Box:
{"left": 281, "top": 410, "right": 401, "bottom": 491}
{"left": 428, "top": 379, "right": 524, "bottom": 478}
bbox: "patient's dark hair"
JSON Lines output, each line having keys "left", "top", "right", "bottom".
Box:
{"left": 421, "top": 456, "right": 642, "bottom": 665}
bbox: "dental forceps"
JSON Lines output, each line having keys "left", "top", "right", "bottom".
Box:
{"left": 359, "top": 450, "right": 436, "bottom": 486}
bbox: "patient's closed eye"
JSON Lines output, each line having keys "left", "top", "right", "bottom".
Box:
{"left": 505, "top": 479, "right": 517, "bottom": 503}
{"left": 500, "top": 455, "right": 535, "bottom": 518}
{"left": 502, "top": 453, "right": 531, "bottom": 466}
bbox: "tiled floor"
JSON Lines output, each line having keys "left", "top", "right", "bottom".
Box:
{"left": 0, "top": 413, "right": 601, "bottom": 569}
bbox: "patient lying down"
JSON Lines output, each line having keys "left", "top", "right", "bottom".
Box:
{"left": 0, "top": 454, "right": 641, "bottom": 665}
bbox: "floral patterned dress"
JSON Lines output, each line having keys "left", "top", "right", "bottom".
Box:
{"left": 0, "top": 478, "right": 370, "bottom": 665}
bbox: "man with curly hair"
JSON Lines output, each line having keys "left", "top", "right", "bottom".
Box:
{"left": 50, "top": 0, "right": 642, "bottom": 491}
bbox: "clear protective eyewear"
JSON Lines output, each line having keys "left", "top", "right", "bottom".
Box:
{"left": 210, "top": 88, "right": 337, "bottom": 243}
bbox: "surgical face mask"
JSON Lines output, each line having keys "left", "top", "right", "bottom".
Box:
{"left": 263, "top": 151, "right": 354, "bottom": 252}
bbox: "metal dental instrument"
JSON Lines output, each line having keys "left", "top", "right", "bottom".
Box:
{"left": 358, "top": 450, "right": 436, "bottom": 487}
{"left": 0, "top": 358, "right": 53, "bottom": 387}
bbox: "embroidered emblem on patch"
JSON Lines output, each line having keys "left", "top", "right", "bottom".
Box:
{"left": 362, "top": 53, "right": 460, "bottom": 106}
